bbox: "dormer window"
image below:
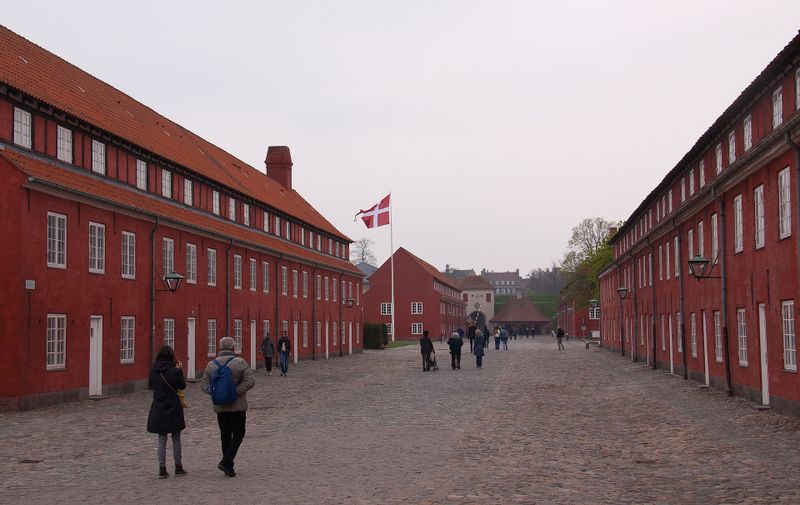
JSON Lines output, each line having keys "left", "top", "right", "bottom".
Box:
{"left": 161, "top": 169, "right": 171, "bottom": 198}
{"left": 184, "top": 179, "right": 193, "bottom": 206}
{"left": 92, "top": 140, "right": 106, "bottom": 174}
{"left": 212, "top": 190, "right": 220, "bottom": 215}
{"left": 228, "top": 198, "right": 236, "bottom": 221}
{"left": 13, "top": 107, "right": 31, "bottom": 148}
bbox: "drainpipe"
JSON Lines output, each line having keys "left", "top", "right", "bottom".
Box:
{"left": 312, "top": 265, "right": 318, "bottom": 361}
{"left": 649, "top": 239, "right": 658, "bottom": 370}
{"left": 339, "top": 272, "right": 344, "bottom": 357}
{"left": 226, "top": 239, "right": 232, "bottom": 338}
{"left": 275, "top": 255, "right": 282, "bottom": 340}
{"left": 150, "top": 218, "right": 159, "bottom": 360}
{"left": 673, "top": 218, "right": 688, "bottom": 380}
{"left": 715, "top": 191, "right": 733, "bottom": 396}
{"left": 784, "top": 131, "right": 800, "bottom": 275}
{"left": 632, "top": 252, "right": 639, "bottom": 363}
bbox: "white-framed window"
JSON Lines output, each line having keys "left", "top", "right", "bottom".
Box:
{"left": 57, "top": 125, "right": 72, "bottom": 163}
{"left": 292, "top": 269, "right": 299, "bottom": 298}
{"left": 212, "top": 191, "right": 220, "bottom": 215}
{"left": 385, "top": 323, "right": 392, "bottom": 338}
{"left": 324, "top": 276, "right": 329, "bottom": 301}
{"left": 332, "top": 278, "right": 338, "bottom": 302}
{"left": 228, "top": 198, "right": 236, "bottom": 221}
{"left": 697, "top": 221, "right": 704, "bottom": 257}
{"left": 184, "top": 179, "right": 193, "bottom": 206}
{"left": 302, "top": 271, "right": 309, "bottom": 299}
{"left": 699, "top": 160, "right": 705, "bottom": 188}
{"left": 734, "top": 194, "right": 744, "bottom": 252}
{"left": 275, "top": 216, "right": 281, "bottom": 237}
{"left": 411, "top": 323, "right": 423, "bottom": 335}
{"left": 744, "top": 114, "right": 753, "bottom": 151}
{"left": 779, "top": 167, "right": 791, "bottom": 239}
{"left": 233, "top": 254, "right": 242, "bottom": 289}
{"left": 303, "top": 321, "right": 309, "bottom": 348}
{"left": 234, "top": 319, "right": 243, "bottom": 353}
{"left": 121, "top": 231, "right": 136, "bottom": 279}
{"left": 120, "top": 316, "right": 135, "bottom": 363}
{"left": 728, "top": 131, "right": 736, "bottom": 164}
{"left": 782, "top": 300, "right": 796, "bottom": 371}
{"left": 316, "top": 321, "right": 321, "bottom": 347}
{"left": 796, "top": 68, "right": 800, "bottom": 111}
{"left": 687, "top": 229, "right": 694, "bottom": 268}
{"left": 668, "top": 190, "right": 673, "bottom": 213}
{"left": 677, "top": 311, "right": 683, "bottom": 353}
{"left": 136, "top": 159, "right": 147, "bottom": 190}
{"left": 161, "top": 169, "right": 171, "bottom": 198}
{"left": 46, "top": 314, "right": 66, "bottom": 370}
{"left": 690, "top": 313, "right": 697, "bottom": 358}
{"left": 186, "top": 243, "right": 197, "bottom": 284}
{"left": 711, "top": 213, "right": 719, "bottom": 262}
{"left": 348, "top": 282, "right": 353, "bottom": 302}
{"left": 243, "top": 204, "right": 250, "bottom": 226}
{"left": 163, "top": 318, "right": 175, "bottom": 348}
{"left": 660, "top": 314, "right": 665, "bottom": 352}
{"left": 300, "top": 228, "right": 305, "bottom": 246}
{"left": 332, "top": 320, "right": 338, "bottom": 345}
{"left": 88, "top": 222, "right": 105, "bottom": 274}
{"left": 356, "top": 284, "right": 360, "bottom": 305}
{"left": 665, "top": 239, "right": 671, "bottom": 280}
{"left": 263, "top": 211, "right": 269, "bottom": 233}
{"left": 13, "top": 107, "right": 32, "bottom": 148}
{"left": 681, "top": 177, "right": 686, "bottom": 202}
{"left": 648, "top": 253, "right": 653, "bottom": 286}
{"left": 380, "top": 302, "right": 393, "bottom": 315}
{"left": 714, "top": 310, "right": 723, "bottom": 363}
{"left": 47, "top": 212, "right": 67, "bottom": 268}
{"left": 92, "top": 140, "right": 106, "bottom": 174}
{"left": 658, "top": 244, "right": 663, "bottom": 281}
{"left": 754, "top": 185, "right": 765, "bottom": 249}
{"left": 285, "top": 221, "right": 291, "bottom": 241}
{"left": 281, "top": 266, "right": 288, "bottom": 295}
{"left": 316, "top": 274, "right": 321, "bottom": 300}
{"left": 263, "top": 320, "right": 271, "bottom": 339}
{"left": 249, "top": 258, "right": 257, "bottom": 291}
{"left": 262, "top": 261, "right": 269, "bottom": 293}
{"left": 736, "top": 309, "right": 746, "bottom": 366}
{"left": 207, "top": 248, "right": 217, "bottom": 286}
{"left": 589, "top": 306, "right": 600, "bottom": 320}
{"left": 207, "top": 319, "right": 217, "bottom": 356}
{"left": 773, "top": 87, "right": 783, "bottom": 129}
{"left": 689, "top": 169, "right": 695, "bottom": 196}
{"left": 162, "top": 237, "right": 174, "bottom": 275}
{"left": 715, "top": 143, "right": 723, "bottom": 174}
{"left": 411, "top": 302, "right": 423, "bottom": 315}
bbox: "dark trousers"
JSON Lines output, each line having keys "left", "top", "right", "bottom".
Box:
{"left": 217, "top": 411, "right": 246, "bottom": 468}
{"left": 264, "top": 356, "right": 272, "bottom": 372}
{"left": 422, "top": 351, "right": 432, "bottom": 371}
{"left": 468, "top": 338, "right": 474, "bottom": 352}
{"left": 476, "top": 355, "right": 483, "bottom": 367}
{"left": 451, "top": 350, "right": 461, "bottom": 369}
{"left": 494, "top": 337, "right": 500, "bottom": 350}
{"left": 280, "top": 351, "right": 289, "bottom": 374}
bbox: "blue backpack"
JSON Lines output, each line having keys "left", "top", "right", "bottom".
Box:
{"left": 210, "top": 358, "right": 238, "bottom": 405}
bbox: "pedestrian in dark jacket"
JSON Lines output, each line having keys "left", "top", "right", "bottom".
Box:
{"left": 447, "top": 331, "right": 463, "bottom": 370}
{"left": 473, "top": 330, "right": 485, "bottom": 368}
{"left": 557, "top": 327, "right": 565, "bottom": 351}
{"left": 420, "top": 330, "right": 434, "bottom": 371}
{"left": 277, "top": 332, "right": 292, "bottom": 376}
{"left": 467, "top": 324, "right": 476, "bottom": 353}
{"left": 260, "top": 334, "right": 275, "bottom": 375}
{"left": 146, "top": 345, "right": 187, "bottom": 479}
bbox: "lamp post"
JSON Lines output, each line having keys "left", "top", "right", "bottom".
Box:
{"left": 161, "top": 271, "right": 184, "bottom": 293}
{"left": 617, "top": 286, "right": 628, "bottom": 356}
{"left": 589, "top": 298, "right": 599, "bottom": 346}
{"left": 687, "top": 254, "right": 720, "bottom": 280}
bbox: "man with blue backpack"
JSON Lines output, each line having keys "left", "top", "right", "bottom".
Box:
{"left": 200, "top": 336, "right": 255, "bottom": 478}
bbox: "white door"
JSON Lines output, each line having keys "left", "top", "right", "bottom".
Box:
{"left": 187, "top": 318, "right": 196, "bottom": 380}
{"left": 250, "top": 320, "right": 257, "bottom": 370}
{"left": 702, "top": 310, "right": 710, "bottom": 385}
{"left": 669, "top": 315, "right": 674, "bottom": 374}
{"left": 293, "top": 321, "right": 299, "bottom": 364}
{"left": 348, "top": 321, "right": 353, "bottom": 355}
{"left": 325, "top": 321, "right": 329, "bottom": 360}
{"left": 89, "top": 316, "right": 103, "bottom": 397}
{"left": 759, "top": 303, "right": 770, "bottom": 405}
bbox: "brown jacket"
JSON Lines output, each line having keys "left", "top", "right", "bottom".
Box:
{"left": 200, "top": 351, "right": 255, "bottom": 413}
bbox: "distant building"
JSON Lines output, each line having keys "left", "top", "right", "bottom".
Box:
{"left": 443, "top": 264, "right": 476, "bottom": 280}
{"left": 557, "top": 285, "right": 600, "bottom": 339}
{"left": 365, "top": 248, "right": 466, "bottom": 340}
{"left": 355, "top": 261, "right": 378, "bottom": 292}
{"left": 491, "top": 298, "right": 549, "bottom": 334}
{"left": 481, "top": 269, "right": 523, "bottom": 298}
{"left": 458, "top": 275, "right": 494, "bottom": 328}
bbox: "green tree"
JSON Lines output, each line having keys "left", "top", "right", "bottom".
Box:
{"left": 560, "top": 218, "right": 616, "bottom": 307}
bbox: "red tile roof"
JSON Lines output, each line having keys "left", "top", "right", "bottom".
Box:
{"left": 0, "top": 25, "right": 349, "bottom": 241}
{"left": 491, "top": 297, "right": 549, "bottom": 323}
{"left": 398, "top": 247, "right": 463, "bottom": 293}
{"left": 482, "top": 271, "right": 521, "bottom": 282}
{"left": 1, "top": 148, "right": 361, "bottom": 275}
{"left": 458, "top": 275, "right": 493, "bottom": 290}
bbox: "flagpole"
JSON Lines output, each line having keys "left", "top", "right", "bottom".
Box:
{"left": 389, "top": 192, "right": 395, "bottom": 342}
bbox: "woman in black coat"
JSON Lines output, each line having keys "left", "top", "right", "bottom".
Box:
{"left": 473, "top": 330, "right": 486, "bottom": 368}
{"left": 147, "top": 345, "right": 187, "bottom": 478}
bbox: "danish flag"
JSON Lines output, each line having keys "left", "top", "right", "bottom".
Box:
{"left": 355, "top": 194, "right": 391, "bottom": 228}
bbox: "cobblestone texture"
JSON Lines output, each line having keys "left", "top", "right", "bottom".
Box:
{"left": 2, "top": 338, "right": 800, "bottom": 504}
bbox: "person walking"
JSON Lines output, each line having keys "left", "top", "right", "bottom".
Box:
{"left": 147, "top": 345, "right": 187, "bottom": 479}
{"left": 277, "top": 331, "right": 292, "bottom": 377}
{"left": 467, "top": 323, "right": 476, "bottom": 353}
{"left": 494, "top": 327, "right": 501, "bottom": 350}
{"left": 557, "top": 327, "right": 566, "bottom": 351}
{"left": 501, "top": 327, "right": 509, "bottom": 350}
{"left": 420, "top": 330, "right": 434, "bottom": 371}
{"left": 200, "top": 336, "right": 255, "bottom": 478}
{"left": 260, "top": 333, "right": 275, "bottom": 375}
{"left": 473, "top": 329, "right": 486, "bottom": 368}
{"left": 447, "top": 330, "right": 463, "bottom": 370}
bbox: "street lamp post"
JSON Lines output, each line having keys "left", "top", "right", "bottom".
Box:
{"left": 617, "top": 286, "right": 628, "bottom": 357}
{"left": 589, "top": 298, "right": 600, "bottom": 347}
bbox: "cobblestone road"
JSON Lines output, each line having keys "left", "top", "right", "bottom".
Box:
{"left": 3, "top": 337, "right": 800, "bottom": 504}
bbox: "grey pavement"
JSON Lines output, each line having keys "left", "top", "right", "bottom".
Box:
{"left": 2, "top": 337, "right": 800, "bottom": 504}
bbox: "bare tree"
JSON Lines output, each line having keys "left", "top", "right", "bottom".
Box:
{"left": 350, "top": 237, "right": 377, "bottom": 265}
{"left": 564, "top": 217, "right": 614, "bottom": 267}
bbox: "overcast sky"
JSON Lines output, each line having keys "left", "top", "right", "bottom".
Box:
{"left": 5, "top": 1, "right": 800, "bottom": 275}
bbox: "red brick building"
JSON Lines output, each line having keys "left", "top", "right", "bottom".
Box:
{"left": 364, "top": 248, "right": 466, "bottom": 340}
{"left": 0, "top": 27, "right": 363, "bottom": 410}
{"left": 481, "top": 269, "right": 523, "bottom": 298}
{"left": 556, "top": 297, "right": 600, "bottom": 339}
{"left": 599, "top": 32, "right": 800, "bottom": 417}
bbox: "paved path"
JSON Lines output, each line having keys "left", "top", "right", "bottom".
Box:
{"left": 3, "top": 337, "right": 800, "bottom": 504}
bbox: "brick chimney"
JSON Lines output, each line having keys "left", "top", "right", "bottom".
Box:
{"left": 265, "top": 146, "right": 293, "bottom": 190}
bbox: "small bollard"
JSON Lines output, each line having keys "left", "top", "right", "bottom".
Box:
{"left": 585, "top": 341, "right": 590, "bottom": 349}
